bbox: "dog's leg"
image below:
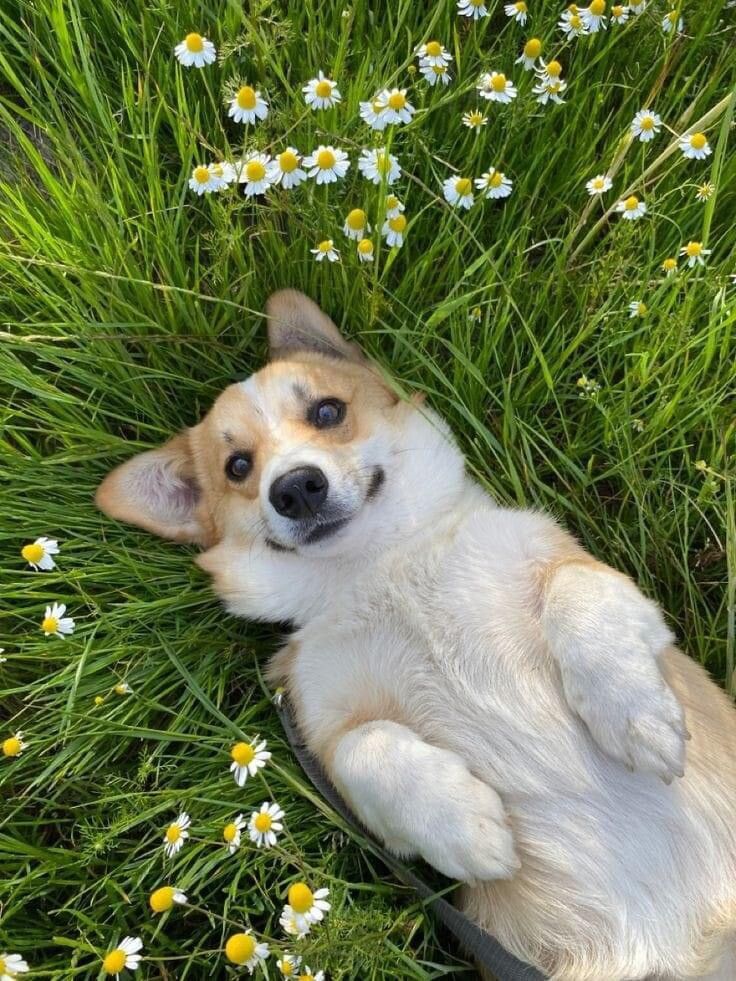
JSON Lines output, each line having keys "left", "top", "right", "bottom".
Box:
{"left": 330, "top": 720, "right": 519, "bottom": 883}
{"left": 541, "top": 559, "right": 688, "bottom": 783}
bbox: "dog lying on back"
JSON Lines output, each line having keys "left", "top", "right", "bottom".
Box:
{"left": 97, "top": 290, "right": 736, "bottom": 981}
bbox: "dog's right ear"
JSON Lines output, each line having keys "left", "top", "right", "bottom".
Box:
{"left": 95, "top": 431, "right": 205, "bottom": 543}
{"left": 266, "top": 289, "right": 365, "bottom": 363}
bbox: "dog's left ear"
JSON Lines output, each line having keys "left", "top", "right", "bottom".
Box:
{"left": 266, "top": 289, "right": 365, "bottom": 363}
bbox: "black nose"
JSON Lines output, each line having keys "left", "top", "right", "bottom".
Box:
{"left": 269, "top": 466, "right": 329, "bottom": 519}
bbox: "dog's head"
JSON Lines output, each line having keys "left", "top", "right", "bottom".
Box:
{"left": 96, "top": 291, "right": 464, "bottom": 566}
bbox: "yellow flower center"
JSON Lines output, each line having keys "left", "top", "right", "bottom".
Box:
{"left": 612, "top": 5, "right": 624, "bottom": 14}
{"left": 358, "top": 239, "right": 374, "bottom": 254}
{"left": 467, "top": 111, "right": 484, "bottom": 125}
{"left": 546, "top": 60, "right": 562, "bottom": 77}
{"left": 690, "top": 132, "right": 707, "bottom": 150}
{"left": 210, "top": 163, "right": 224, "bottom": 177}
{"left": 317, "top": 149, "right": 336, "bottom": 169}
{"left": 278, "top": 150, "right": 299, "bottom": 173}
{"left": 150, "top": 886, "right": 175, "bottom": 912}
{"left": 491, "top": 73, "right": 507, "bottom": 92}
{"left": 386, "top": 195, "right": 399, "bottom": 209}
{"left": 663, "top": 258, "right": 677, "bottom": 271}
{"left": 432, "top": 64, "right": 447, "bottom": 75}
{"left": 569, "top": 3, "right": 578, "bottom": 10}
{"left": 636, "top": 303, "right": 646, "bottom": 316}
{"left": 389, "top": 214, "right": 407, "bottom": 233}
{"left": 590, "top": 0, "right": 605, "bottom": 15}
{"left": 524, "top": 38, "right": 542, "bottom": 57}
{"left": 515, "top": 1, "right": 527, "bottom": 10}
{"left": 317, "top": 240, "right": 333, "bottom": 253}
{"left": 288, "top": 883, "right": 314, "bottom": 914}
{"left": 281, "top": 962, "right": 295, "bottom": 977}
{"left": 223, "top": 822, "right": 238, "bottom": 843}
{"left": 42, "top": 616, "right": 58, "bottom": 633}
{"left": 640, "top": 115, "right": 654, "bottom": 130}
{"left": 193, "top": 166, "right": 210, "bottom": 184}
{"left": 185, "top": 33, "right": 204, "bottom": 53}
{"left": 165, "top": 824, "right": 182, "bottom": 844}
{"left": 245, "top": 160, "right": 266, "bottom": 182}
{"left": 455, "top": 178, "right": 472, "bottom": 196}
{"left": 231, "top": 742, "right": 255, "bottom": 766}
{"left": 625, "top": 196, "right": 639, "bottom": 211}
{"left": 593, "top": 178, "right": 604, "bottom": 189}
{"left": 346, "top": 208, "right": 366, "bottom": 230}
{"left": 94, "top": 696, "right": 104, "bottom": 706}
{"left": 376, "top": 153, "right": 393, "bottom": 174}
{"left": 470, "top": 0, "right": 484, "bottom": 6}
{"left": 388, "top": 91, "right": 406, "bottom": 110}
{"left": 425, "top": 41, "right": 442, "bottom": 56}
{"left": 570, "top": 14, "right": 583, "bottom": 27}
{"left": 22, "top": 542, "right": 44, "bottom": 563}
{"left": 225, "top": 933, "right": 256, "bottom": 965}
{"left": 666, "top": 10, "right": 676, "bottom": 21}
{"left": 3, "top": 736, "right": 22, "bottom": 757}
{"left": 315, "top": 79, "right": 333, "bottom": 98}
{"left": 685, "top": 241, "right": 702, "bottom": 257}
{"left": 254, "top": 812, "right": 273, "bottom": 832}
{"left": 237, "top": 86, "right": 257, "bottom": 109}
{"left": 489, "top": 171, "right": 504, "bottom": 188}
{"left": 114, "top": 684, "right": 128, "bottom": 695}
{"left": 103, "top": 949, "right": 127, "bottom": 973}
{"left": 0, "top": 959, "right": 5, "bottom": 973}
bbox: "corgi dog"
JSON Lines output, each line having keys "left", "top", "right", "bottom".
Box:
{"left": 96, "top": 290, "right": 736, "bottom": 981}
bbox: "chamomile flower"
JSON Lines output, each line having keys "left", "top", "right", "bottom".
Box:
{"left": 385, "top": 194, "right": 405, "bottom": 219}
{"left": 586, "top": 174, "right": 612, "bottom": 195}
{"left": 238, "top": 152, "right": 274, "bottom": 197}
{"left": 303, "top": 145, "right": 350, "bottom": 185}
{"left": 475, "top": 168, "right": 513, "bottom": 199}
{"left": 357, "top": 148, "right": 401, "bottom": 185}
{"left": 303, "top": 71, "right": 341, "bottom": 110}
{"left": 379, "top": 88, "right": 415, "bottom": 125}
{"left": 536, "top": 58, "right": 563, "bottom": 85}
{"left": 189, "top": 164, "right": 219, "bottom": 195}
{"left": 631, "top": 109, "right": 662, "bottom": 143}
{"left": 102, "top": 937, "right": 142, "bottom": 977}
{"left": 695, "top": 181, "right": 715, "bottom": 202}
{"left": 208, "top": 161, "right": 238, "bottom": 190}
{"left": 462, "top": 109, "right": 488, "bottom": 129}
{"left": 41, "top": 602, "right": 75, "bottom": 638}
{"left": 629, "top": 300, "right": 647, "bottom": 318}
{"left": 504, "top": 2, "right": 528, "bottom": 24}
{"left": 280, "top": 884, "right": 331, "bottom": 938}
{"left": 382, "top": 214, "right": 408, "bottom": 248}
{"left": 680, "top": 241, "right": 711, "bottom": 267}
{"left": 630, "top": 1, "right": 646, "bottom": 12}
{"left": 2, "top": 732, "right": 27, "bottom": 758}
{"left": 343, "top": 208, "right": 370, "bottom": 240}
{"left": 230, "top": 739, "right": 271, "bottom": 786}
{"left": 610, "top": 4, "right": 629, "bottom": 22}
{"left": 516, "top": 37, "right": 542, "bottom": 69}
{"left": 225, "top": 932, "right": 270, "bottom": 972}
{"left": 661, "top": 257, "right": 678, "bottom": 276}
{"left": 679, "top": 132, "right": 711, "bottom": 160}
{"left": 477, "top": 72, "right": 517, "bottom": 104}
{"left": 359, "top": 97, "right": 389, "bottom": 131}
{"left": 298, "top": 970, "right": 324, "bottom": 981}
{"left": 457, "top": 0, "right": 489, "bottom": 19}
{"left": 420, "top": 62, "right": 452, "bottom": 86}
{"left": 149, "top": 886, "right": 187, "bottom": 914}
{"left": 416, "top": 41, "right": 452, "bottom": 68}
{"left": 532, "top": 78, "right": 567, "bottom": 105}
{"left": 469, "top": 306, "right": 482, "bottom": 322}
{"left": 581, "top": 0, "right": 608, "bottom": 32}
{"left": 0, "top": 953, "right": 29, "bottom": 978}
{"left": 114, "top": 682, "right": 132, "bottom": 695}
{"left": 223, "top": 814, "right": 246, "bottom": 854}
{"left": 163, "top": 813, "right": 190, "bottom": 858}
{"left": 312, "top": 239, "right": 340, "bottom": 263}
{"left": 357, "top": 239, "right": 375, "bottom": 262}
{"left": 21, "top": 536, "right": 59, "bottom": 571}
{"left": 276, "top": 954, "right": 301, "bottom": 977}
{"left": 617, "top": 195, "right": 647, "bottom": 220}
{"left": 228, "top": 86, "right": 268, "bottom": 125}
{"left": 174, "top": 33, "right": 216, "bottom": 68}
{"left": 662, "top": 10, "right": 683, "bottom": 33}
{"left": 249, "top": 801, "right": 285, "bottom": 848}
{"left": 271, "top": 148, "right": 307, "bottom": 190}
{"left": 558, "top": 11, "right": 588, "bottom": 37}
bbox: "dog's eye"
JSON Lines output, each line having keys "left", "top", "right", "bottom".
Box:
{"left": 225, "top": 452, "right": 253, "bottom": 481}
{"left": 309, "top": 398, "right": 346, "bottom": 429}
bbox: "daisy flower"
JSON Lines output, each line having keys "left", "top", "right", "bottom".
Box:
{"left": 303, "top": 145, "right": 350, "bottom": 185}
{"left": 276, "top": 953, "right": 301, "bottom": 976}
{"left": 228, "top": 85, "right": 268, "bottom": 125}
{"left": 536, "top": 58, "right": 563, "bottom": 85}
{"left": 610, "top": 5, "right": 629, "bottom": 23}
{"left": 516, "top": 37, "right": 542, "bottom": 69}
{"left": 504, "top": 2, "right": 528, "bottom": 25}
{"left": 477, "top": 72, "right": 517, "bottom": 104}
{"left": 225, "top": 932, "right": 270, "bottom": 972}
{"left": 114, "top": 682, "right": 132, "bottom": 695}
{"left": 359, "top": 96, "right": 389, "bottom": 131}
{"left": 208, "top": 161, "right": 238, "bottom": 190}
{"left": 661, "top": 257, "right": 678, "bottom": 276}
{"left": 617, "top": 194, "right": 647, "bottom": 219}
{"left": 630, "top": 109, "right": 662, "bottom": 143}
{"left": 532, "top": 79, "right": 567, "bottom": 105}
{"left": 271, "top": 148, "right": 307, "bottom": 190}
{"left": 680, "top": 241, "right": 711, "bottom": 267}
{"left": 281, "top": 884, "right": 331, "bottom": 938}
{"left": 149, "top": 886, "right": 187, "bottom": 914}
{"left": 230, "top": 739, "right": 271, "bottom": 786}
{"left": 558, "top": 12, "right": 588, "bottom": 37}
{"left": 311, "top": 239, "right": 340, "bottom": 263}
{"left": 420, "top": 62, "right": 452, "bottom": 86}
{"left": 357, "top": 239, "right": 375, "bottom": 263}
{"left": 679, "top": 132, "right": 711, "bottom": 160}
{"left": 189, "top": 164, "right": 219, "bottom": 196}
{"left": 385, "top": 194, "right": 405, "bottom": 219}
{"left": 695, "top": 181, "right": 715, "bottom": 202}
{"left": 462, "top": 109, "right": 487, "bottom": 129}
{"left": 629, "top": 300, "right": 647, "bottom": 318}
{"left": 382, "top": 214, "right": 408, "bottom": 248}
{"left": 0, "top": 953, "right": 29, "bottom": 978}
{"left": 102, "top": 937, "right": 142, "bottom": 977}
{"left": 586, "top": 174, "right": 612, "bottom": 195}
{"left": 303, "top": 71, "right": 341, "bottom": 110}
{"left": 238, "top": 152, "right": 274, "bottom": 198}
{"left": 174, "top": 33, "right": 216, "bottom": 68}
{"left": 163, "top": 812, "right": 191, "bottom": 858}
{"left": 357, "top": 148, "right": 401, "bottom": 185}
{"left": 41, "top": 602, "right": 74, "bottom": 638}
{"left": 416, "top": 41, "right": 452, "bottom": 67}
{"left": 630, "top": 1, "right": 646, "bottom": 11}
{"left": 378, "top": 88, "right": 414, "bottom": 125}
{"left": 249, "top": 801, "right": 285, "bottom": 848}
{"left": 581, "top": 0, "right": 608, "bottom": 32}
{"left": 662, "top": 10, "right": 683, "bottom": 33}
{"left": 475, "top": 168, "right": 513, "bottom": 199}
{"left": 343, "top": 208, "right": 370, "bottom": 240}
{"left": 457, "top": 0, "right": 489, "bottom": 19}
{"left": 298, "top": 970, "right": 324, "bottom": 981}
{"left": 21, "top": 536, "right": 59, "bottom": 571}
{"left": 2, "top": 732, "right": 27, "bottom": 758}
{"left": 223, "top": 814, "right": 246, "bottom": 854}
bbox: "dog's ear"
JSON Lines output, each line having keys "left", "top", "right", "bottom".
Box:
{"left": 95, "top": 431, "right": 205, "bottom": 543}
{"left": 266, "top": 289, "right": 365, "bottom": 362}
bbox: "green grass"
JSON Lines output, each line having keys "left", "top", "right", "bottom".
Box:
{"left": 1, "top": 0, "right": 735, "bottom": 976}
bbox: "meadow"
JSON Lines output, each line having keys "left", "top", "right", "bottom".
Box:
{"left": 1, "top": 0, "right": 735, "bottom": 977}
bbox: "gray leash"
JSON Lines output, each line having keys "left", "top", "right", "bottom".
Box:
{"left": 276, "top": 697, "right": 546, "bottom": 981}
